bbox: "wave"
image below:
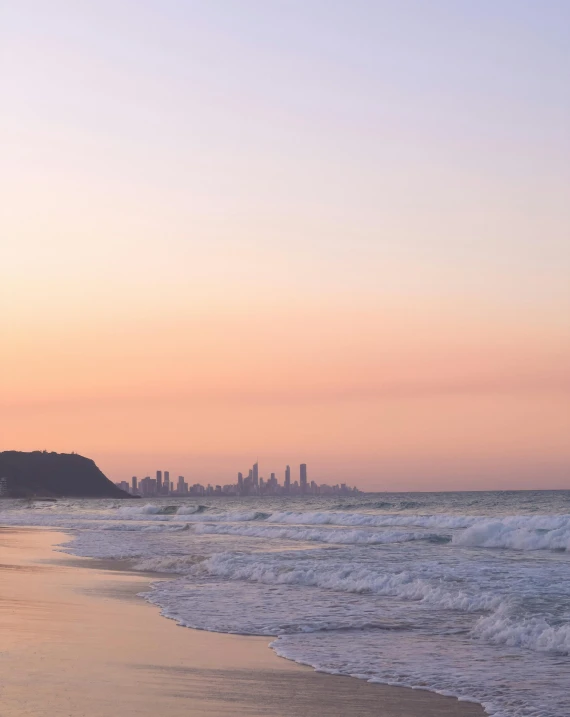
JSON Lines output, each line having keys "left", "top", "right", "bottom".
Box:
{"left": 473, "top": 604, "right": 570, "bottom": 655}
{"left": 195, "top": 552, "right": 500, "bottom": 612}
{"left": 110, "top": 507, "right": 268, "bottom": 523}
{"left": 4, "top": 501, "right": 570, "bottom": 554}
{"left": 265, "top": 511, "right": 478, "bottom": 529}
{"left": 333, "top": 500, "right": 391, "bottom": 510}
{"left": 173, "top": 510, "right": 269, "bottom": 523}
{"left": 115, "top": 503, "right": 168, "bottom": 515}
{"left": 133, "top": 554, "right": 206, "bottom": 573}
{"left": 453, "top": 519, "right": 570, "bottom": 551}
{"left": 193, "top": 523, "right": 448, "bottom": 546}
{"left": 332, "top": 501, "right": 392, "bottom": 510}
{"left": 176, "top": 505, "right": 209, "bottom": 515}
{"left": 101, "top": 506, "right": 481, "bottom": 528}
{"left": 69, "top": 522, "right": 191, "bottom": 533}
{"left": 334, "top": 500, "right": 423, "bottom": 511}
{"left": 105, "top": 509, "right": 570, "bottom": 555}
{"left": 116, "top": 503, "right": 207, "bottom": 517}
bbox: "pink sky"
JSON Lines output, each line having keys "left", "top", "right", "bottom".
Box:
{"left": 2, "top": 2, "right": 569, "bottom": 489}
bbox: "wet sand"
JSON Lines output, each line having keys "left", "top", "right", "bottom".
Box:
{"left": 0, "top": 528, "right": 485, "bottom": 716}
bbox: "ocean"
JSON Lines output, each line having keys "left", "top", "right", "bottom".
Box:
{"left": 1, "top": 490, "right": 569, "bottom": 717}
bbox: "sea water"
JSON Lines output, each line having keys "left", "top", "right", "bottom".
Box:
{"left": 1, "top": 491, "right": 569, "bottom": 717}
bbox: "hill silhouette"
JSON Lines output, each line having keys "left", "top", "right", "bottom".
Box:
{"left": 0, "top": 451, "right": 131, "bottom": 498}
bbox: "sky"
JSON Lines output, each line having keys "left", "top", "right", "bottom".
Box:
{"left": 1, "top": 1, "right": 569, "bottom": 490}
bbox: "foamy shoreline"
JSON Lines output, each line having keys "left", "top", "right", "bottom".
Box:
{"left": 0, "top": 526, "right": 484, "bottom": 717}
{"left": 2, "top": 492, "right": 569, "bottom": 716}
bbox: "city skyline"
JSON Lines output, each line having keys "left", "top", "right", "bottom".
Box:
{"left": 116, "top": 462, "right": 360, "bottom": 498}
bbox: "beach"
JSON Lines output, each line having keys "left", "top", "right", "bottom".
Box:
{"left": 0, "top": 527, "right": 484, "bottom": 717}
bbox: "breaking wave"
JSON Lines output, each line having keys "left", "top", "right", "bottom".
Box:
{"left": 453, "top": 517, "right": 570, "bottom": 551}
{"left": 195, "top": 552, "right": 501, "bottom": 612}
{"left": 473, "top": 604, "right": 570, "bottom": 655}
{"left": 193, "top": 522, "right": 449, "bottom": 545}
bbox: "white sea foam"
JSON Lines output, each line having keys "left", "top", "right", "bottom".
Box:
{"left": 115, "top": 503, "right": 167, "bottom": 515}
{"left": 175, "top": 505, "right": 209, "bottom": 515}
{"left": 473, "top": 604, "right": 570, "bottom": 654}
{"left": 193, "top": 522, "right": 446, "bottom": 545}
{"left": 271, "top": 628, "right": 570, "bottom": 717}
{"left": 174, "top": 510, "right": 271, "bottom": 523}
{"left": 266, "top": 510, "right": 478, "bottom": 529}
{"left": 453, "top": 519, "right": 570, "bottom": 551}
{"left": 2, "top": 493, "right": 570, "bottom": 717}
{"left": 196, "top": 551, "right": 501, "bottom": 611}
{"left": 133, "top": 554, "right": 205, "bottom": 573}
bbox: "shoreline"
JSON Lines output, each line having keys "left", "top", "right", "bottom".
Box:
{"left": 0, "top": 527, "right": 485, "bottom": 716}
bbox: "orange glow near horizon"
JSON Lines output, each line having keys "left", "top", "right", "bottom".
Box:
{"left": 2, "top": 3, "right": 569, "bottom": 490}
{"left": 2, "top": 297, "right": 569, "bottom": 489}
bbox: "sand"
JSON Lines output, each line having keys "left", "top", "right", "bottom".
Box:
{"left": 0, "top": 528, "right": 485, "bottom": 716}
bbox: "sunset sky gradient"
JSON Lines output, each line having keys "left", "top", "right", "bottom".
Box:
{"left": 2, "top": 1, "right": 569, "bottom": 489}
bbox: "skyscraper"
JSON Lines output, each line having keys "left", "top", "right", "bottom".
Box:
{"left": 300, "top": 464, "right": 307, "bottom": 494}
{"left": 252, "top": 462, "right": 259, "bottom": 489}
{"left": 164, "top": 471, "right": 170, "bottom": 494}
{"left": 131, "top": 476, "right": 137, "bottom": 494}
{"left": 284, "top": 465, "right": 291, "bottom": 493}
{"left": 156, "top": 470, "right": 162, "bottom": 494}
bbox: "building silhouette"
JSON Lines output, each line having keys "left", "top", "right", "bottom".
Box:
{"left": 300, "top": 464, "right": 307, "bottom": 494}
{"left": 120, "top": 460, "right": 359, "bottom": 498}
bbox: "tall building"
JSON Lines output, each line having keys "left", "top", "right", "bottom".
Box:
{"left": 140, "top": 476, "right": 153, "bottom": 496}
{"left": 252, "top": 462, "right": 259, "bottom": 488}
{"left": 164, "top": 471, "right": 170, "bottom": 494}
{"left": 243, "top": 473, "right": 252, "bottom": 495}
{"left": 300, "top": 464, "right": 307, "bottom": 494}
{"left": 284, "top": 465, "right": 291, "bottom": 493}
{"left": 131, "top": 476, "right": 138, "bottom": 494}
{"left": 237, "top": 472, "right": 243, "bottom": 492}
